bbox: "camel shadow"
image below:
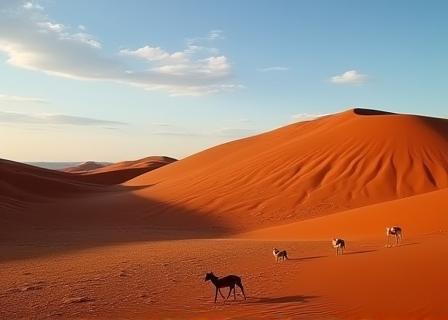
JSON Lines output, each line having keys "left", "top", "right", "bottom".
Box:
{"left": 247, "top": 295, "right": 318, "bottom": 304}
{"left": 288, "top": 255, "right": 327, "bottom": 262}
{"left": 386, "top": 242, "right": 419, "bottom": 248}
{"left": 397, "top": 242, "right": 419, "bottom": 247}
{"left": 344, "top": 249, "right": 377, "bottom": 255}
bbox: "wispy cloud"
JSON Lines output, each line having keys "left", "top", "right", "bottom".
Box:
{"left": 0, "top": 3, "right": 239, "bottom": 96}
{"left": 330, "top": 70, "right": 367, "bottom": 84}
{"left": 0, "top": 111, "right": 126, "bottom": 127}
{"left": 149, "top": 123, "right": 257, "bottom": 138}
{"left": 257, "top": 66, "right": 289, "bottom": 72}
{"left": 0, "top": 94, "right": 48, "bottom": 104}
{"left": 291, "top": 113, "right": 328, "bottom": 122}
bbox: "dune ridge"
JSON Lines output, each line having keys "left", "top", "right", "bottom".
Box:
{"left": 64, "top": 156, "right": 177, "bottom": 185}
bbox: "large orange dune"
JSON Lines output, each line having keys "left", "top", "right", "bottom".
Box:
{"left": 2, "top": 108, "right": 447, "bottom": 236}
{"left": 125, "top": 108, "right": 448, "bottom": 231}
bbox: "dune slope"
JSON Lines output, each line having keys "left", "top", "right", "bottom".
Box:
{"left": 126, "top": 108, "right": 448, "bottom": 231}
{"left": 0, "top": 159, "right": 102, "bottom": 202}
{"left": 239, "top": 187, "right": 448, "bottom": 240}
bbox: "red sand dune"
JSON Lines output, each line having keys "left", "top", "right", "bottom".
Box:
{"left": 63, "top": 161, "right": 108, "bottom": 173}
{"left": 63, "top": 156, "right": 177, "bottom": 185}
{"left": 126, "top": 108, "right": 448, "bottom": 232}
{"left": 0, "top": 159, "right": 101, "bottom": 202}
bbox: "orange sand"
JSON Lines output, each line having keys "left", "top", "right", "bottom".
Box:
{"left": 1, "top": 235, "right": 447, "bottom": 319}
{"left": 1, "top": 108, "right": 447, "bottom": 319}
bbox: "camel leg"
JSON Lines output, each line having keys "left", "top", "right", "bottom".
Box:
{"left": 226, "top": 288, "right": 232, "bottom": 299}
{"left": 214, "top": 288, "right": 218, "bottom": 303}
{"left": 237, "top": 283, "right": 246, "bottom": 300}
{"left": 219, "top": 289, "right": 225, "bottom": 299}
{"left": 233, "top": 286, "right": 236, "bottom": 300}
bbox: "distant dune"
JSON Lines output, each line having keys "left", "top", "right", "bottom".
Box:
{"left": 63, "top": 161, "right": 110, "bottom": 173}
{"left": 0, "top": 159, "right": 101, "bottom": 202}
{"left": 26, "top": 162, "right": 84, "bottom": 170}
{"left": 126, "top": 108, "right": 448, "bottom": 232}
{"left": 64, "top": 156, "right": 177, "bottom": 185}
{"left": 0, "top": 156, "right": 176, "bottom": 215}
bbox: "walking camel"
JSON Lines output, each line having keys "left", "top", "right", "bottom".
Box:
{"left": 205, "top": 272, "right": 246, "bottom": 303}
{"left": 332, "top": 238, "right": 346, "bottom": 255}
{"left": 386, "top": 226, "right": 403, "bottom": 246}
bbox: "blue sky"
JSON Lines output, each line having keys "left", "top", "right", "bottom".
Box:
{"left": 1, "top": 0, "right": 447, "bottom": 161}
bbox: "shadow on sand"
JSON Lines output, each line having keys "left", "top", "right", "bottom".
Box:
{"left": 1, "top": 184, "right": 232, "bottom": 262}
{"left": 288, "top": 255, "right": 327, "bottom": 262}
{"left": 246, "top": 295, "right": 319, "bottom": 304}
{"left": 344, "top": 249, "right": 377, "bottom": 255}
{"left": 386, "top": 242, "right": 419, "bottom": 248}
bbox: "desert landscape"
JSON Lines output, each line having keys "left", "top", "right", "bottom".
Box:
{"left": 1, "top": 108, "right": 448, "bottom": 319}
{"left": 1, "top": 1, "right": 448, "bottom": 319}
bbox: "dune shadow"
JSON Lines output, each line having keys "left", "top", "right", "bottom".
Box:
{"left": 353, "top": 108, "right": 396, "bottom": 116}
{"left": 288, "top": 255, "right": 327, "bottom": 261}
{"left": 247, "top": 295, "right": 318, "bottom": 304}
{"left": 0, "top": 185, "right": 233, "bottom": 262}
{"left": 344, "top": 249, "right": 377, "bottom": 255}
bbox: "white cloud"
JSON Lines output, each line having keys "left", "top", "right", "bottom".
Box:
{"left": 0, "top": 94, "right": 48, "bottom": 104}
{"left": 120, "top": 46, "right": 171, "bottom": 61}
{"left": 0, "top": 110, "right": 127, "bottom": 127}
{"left": 330, "top": 70, "right": 367, "bottom": 84}
{"left": 23, "top": 1, "right": 43, "bottom": 10}
{"left": 37, "top": 21, "right": 65, "bottom": 33}
{"left": 257, "top": 66, "right": 289, "bottom": 72}
{"left": 0, "top": 2, "right": 238, "bottom": 96}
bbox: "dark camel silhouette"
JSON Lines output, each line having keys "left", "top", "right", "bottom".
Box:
{"left": 205, "top": 272, "right": 246, "bottom": 302}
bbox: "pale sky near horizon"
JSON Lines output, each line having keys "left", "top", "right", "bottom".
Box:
{"left": 1, "top": 0, "right": 447, "bottom": 162}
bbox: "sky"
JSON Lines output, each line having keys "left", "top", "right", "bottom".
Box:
{"left": 1, "top": 0, "right": 447, "bottom": 162}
